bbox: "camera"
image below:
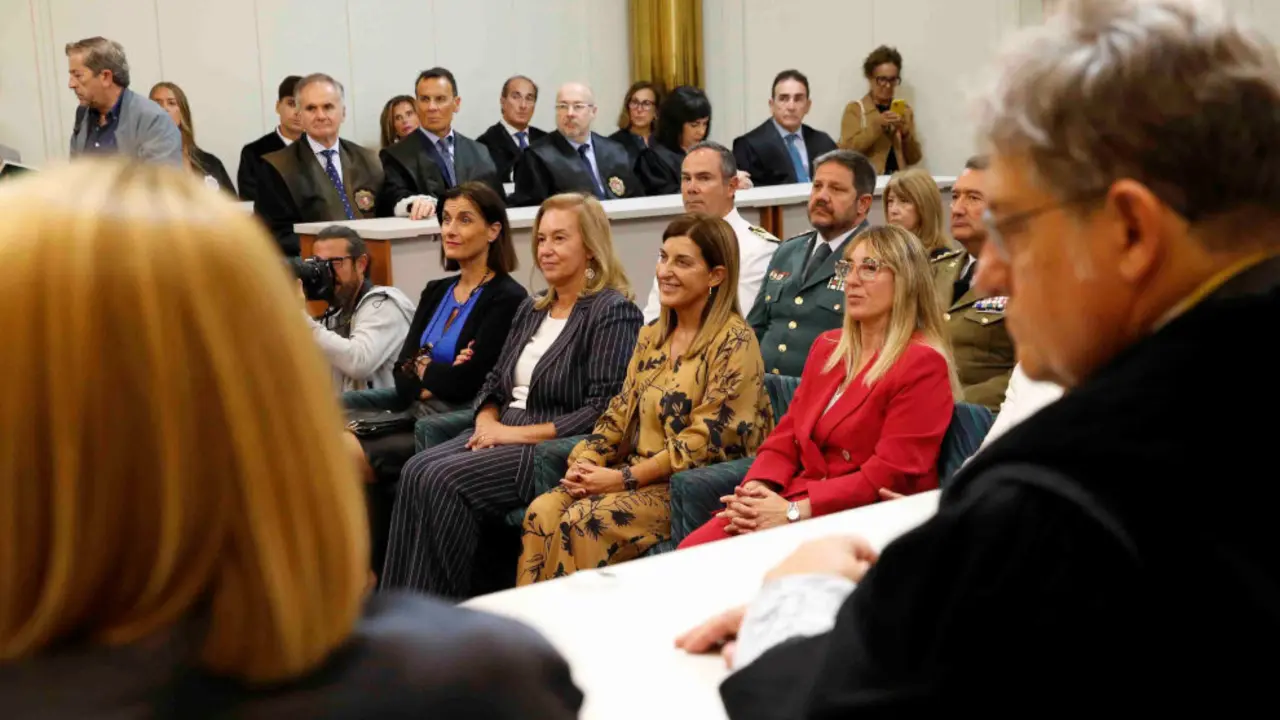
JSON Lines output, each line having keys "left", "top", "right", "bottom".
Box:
{"left": 288, "top": 256, "right": 336, "bottom": 303}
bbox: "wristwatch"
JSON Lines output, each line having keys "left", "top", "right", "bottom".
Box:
{"left": 621, "top": 465, "right": 639, "bottom": 492}
{"left": 785, "top": 501, "right": 801, "bottom": 523}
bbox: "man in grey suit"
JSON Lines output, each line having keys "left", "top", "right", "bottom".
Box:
{"left": 66, "top": 37, "right": 181, "bottom": 164}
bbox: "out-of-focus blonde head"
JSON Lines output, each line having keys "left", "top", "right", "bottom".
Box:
{"left": 0, "top": 160, "right": 368, "bottom": 684}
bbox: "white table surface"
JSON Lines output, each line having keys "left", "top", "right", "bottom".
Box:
{"left": 463, "top": 490, "right": 941, "bottom": 720}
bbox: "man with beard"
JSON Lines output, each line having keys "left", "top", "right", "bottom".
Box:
{"left": 747, "top": 149, "right": 875, "bottom": 377}
{"left": 307, "top": 225, "right": 415, "bottom": 393}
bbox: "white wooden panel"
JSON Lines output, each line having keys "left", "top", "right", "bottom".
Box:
{"left": 154, "top": 0, "right": 262, "bottom": 187}
{"left": 347, "top": 0, "right": 436, "bottom": 148}
{"left": 0, "top": 1, "right": 48, "bottom": 164}
{"left": 255, "top": 0, "right": 355, "bottom": 141}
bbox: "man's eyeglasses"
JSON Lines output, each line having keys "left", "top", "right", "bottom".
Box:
{"left": 982, "top": 191, "right": 1108, "bottom": 259}
{"left": 834, "top": 257, "right": 889, "bottom": 282}
{"left": 555, "top": 102, "right": 594, "bottom": 113}
{"left": 874, "top": 76, "right": 902, "bottom": 87}
{"left": 309, "top": 255, "right": 353, "bottom": 269}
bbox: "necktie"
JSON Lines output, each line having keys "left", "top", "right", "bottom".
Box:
{"left": 805, "top": 240, "right": 833, "bottom": 282}
{"left": 516, "top": 131, "right": 528, "bottom": 150}
{"left": 786, "top": 133, "right": 810, "bottom": 183}
{"left": 577, "top": 144, "right": 606, "bottom": 199}
{"left": 953, "top": 261, "right": 976, "bottom": 303}
{"left": 437, "top": 137, "right": 456, "bottom": 187}
{"left": 320, "top": 149, "right": 355, "bottom": 220}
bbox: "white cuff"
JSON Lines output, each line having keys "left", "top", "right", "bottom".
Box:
{"left": 394, "top": 194, "right": 437, "bottom": 218}
{"left": 730, "top": 574, "right": 856, "bottom": 671}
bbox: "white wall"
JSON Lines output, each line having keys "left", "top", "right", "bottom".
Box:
{"left": 0, "top": 0, "right": 629, "bottom": 186}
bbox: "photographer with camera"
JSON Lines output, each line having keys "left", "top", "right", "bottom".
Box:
{"left": 300, "top": 225, "right": 415, "bottom": 392}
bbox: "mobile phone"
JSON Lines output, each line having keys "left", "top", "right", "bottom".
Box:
{"left": 890, "top": 98, "right": 908, "bottom": 114}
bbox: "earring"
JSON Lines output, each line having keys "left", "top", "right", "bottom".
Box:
{"left": 585, "top": 267, "right": 597, "bottom": 281}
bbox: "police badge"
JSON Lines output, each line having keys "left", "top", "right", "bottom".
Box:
{"left": 354, "top": 189, "right": 375, "bottom": 214}
{"left": 608, "top": 176, "right": 625, "bottom": 196}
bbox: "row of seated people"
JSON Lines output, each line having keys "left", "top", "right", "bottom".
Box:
{"left": 332, "top": 152, "right": 1015, "bottom": 601}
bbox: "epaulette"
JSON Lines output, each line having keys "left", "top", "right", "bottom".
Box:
{"left": 748, "top": 224, "right": 781, "bottom": 244}
{"left": 931, "top": 247, "right": 966, "bottom": 264}
{"left": 781, "top": 229, "right": 815, "bottom": 246}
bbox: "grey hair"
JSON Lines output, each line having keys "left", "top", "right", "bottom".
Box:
{"left": 686, "top": 140, "right": 738, "bottom": 181}
{"left": 813, "top": 149, "right": 877, "bottom": 197}
{"left": 295, "top": 73, "right": 345, "bottom": 103}
{"left": 65, "top": 37, "right": 130, "bottom": 88}
{"left": 976, "top": 0, "right": 1280, "bottom": 230}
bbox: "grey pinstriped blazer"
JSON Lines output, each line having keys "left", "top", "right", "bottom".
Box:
{"left": 475, "top": 288, "right": 643, "bottom": 438}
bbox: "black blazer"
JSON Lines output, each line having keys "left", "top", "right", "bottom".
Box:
{"left": 193, "top": 147, "right": 236, "bottom": 196}
{"left": 475, "top": 288, "right": 642, "bottom": 438}
{"left": 635, "top": 142, "right": 684, "bottom": 196}
{"left": 0, "top": 593, "right": 581, "bottom": 719}
{"left": 510, "top": 131, "right": 645, "bottom": 207}
{"left": 720, "top": 256, "right": 1280, "bottom": 717}
{"left": 393, "top": 273, "right": 527, "bottom": 406}
{"left": 376, "top": 130, "right": 505, "bottom": 216}
{"left": 477, "top": 122, "right": 548, "bottom": 182}
{"left": 608, "top": 128, "right": 650, "bottom": 165}
{"left": 237, "top": 130, "right": 286, "bottom": 201}
{"left": 732, "top": 119, "right": 838, "bottom": 187}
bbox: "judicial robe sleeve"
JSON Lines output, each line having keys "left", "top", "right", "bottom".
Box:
{"left": 238, "top": 145, "right": 260, "bottom": 201}
{"left": 376, "top": 150, "right": 425, "bottom": 218}
{"left": 719, "top": 470, "right": 1142, "bottom": 719}
{"left": 254, "top": 161, "right": 303, "bottom": 256}
{"left": 510, "top": 149, "right": 554, "bottom": 208}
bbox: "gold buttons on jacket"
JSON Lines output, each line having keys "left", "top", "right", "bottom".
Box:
{"left": 981, "top": 317, "right": 991, "bottom": 324}
{"left": 765, "top": 295, "right": 772, "bottom": 302}
{"left": 944, "top": 312, "right": 951, "bottom": 321}
{"left": 833, "top": 304, "right": 841, "bottom": 311}
{"left": 794, "top": 297, "right": 804, "bottom": 305}
{"left": 771, "top": 368, "right": 780, "bottom": 375}
{"left": 788, "top": 321, "right": 797, "bottom": 329}
{"left": 842, "top": 450, "right": 851, "bottom": 461}
{"left": 778, "top": 344, "right": 787, "bottom": 352}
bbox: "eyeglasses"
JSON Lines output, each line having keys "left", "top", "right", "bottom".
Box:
{"left": 982, "top": 191, "right": 1107, "bottom": 259}
{"left": 555, "top": 102, "right": 594, "bottom": 113}
{"left": 628, "top": 99, "right": 656, "bottom": 110}
{"left": 310, "top": 255, "right": 353, "bottom": 269}
{"left": 833, "top": 257, "right": 889, "bottom": 282}
{"left": 873, "top": 76, "right": 902, "bottom": 87}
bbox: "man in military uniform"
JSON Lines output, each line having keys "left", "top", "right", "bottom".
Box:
{"left": 641, "top": 141, "right": 780, "bottom": 322}
{"left": 932, "top": 155, "right": 1015, "bottom": 411}
{"left": 748, "top": 149, "right": 876, "bottom": 377}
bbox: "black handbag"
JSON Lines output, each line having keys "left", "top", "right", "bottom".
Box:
{"left": 344, "top": 409, "right": 416, "bottom": 438}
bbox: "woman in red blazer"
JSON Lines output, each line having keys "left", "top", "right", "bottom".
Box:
{"left": 680, "top": 225, "right": 959, "bottom": 548}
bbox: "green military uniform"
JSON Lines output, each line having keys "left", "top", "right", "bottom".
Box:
{"left": 931, "top": 248, "right": 1016, "bottom": 412}
{"left": 748, "top": 227, "right": 863, "bottom": 377}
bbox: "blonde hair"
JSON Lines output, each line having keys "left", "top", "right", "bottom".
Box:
{"left": 822, "top": 225, "right": 961, "bottom": 396}
{"left": 0, "top": 160, "right": 368, "bottom": 684}
{"left": 654, "top": 213, "right": 741, "bottom": 357}
{"left": 883, "top": 168, "right": 949, "bottom": 254}
{"left": 149, "top": 81, "right": 197, "bottom": 170}
{"left": 531, "top": 193, "right": 633, "bottom": 310}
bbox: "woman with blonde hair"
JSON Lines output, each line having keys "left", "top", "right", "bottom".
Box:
{"left": 518, "top": 212, "right": 774, "bottom": 582}
{"left": 149, "top": 81, "right": 236, "bottom": 194}
{"left": 381, "top": 193, "right": 643, "bottom": 600}
{"left": 0, "top": 161, "right": 580, "bottom": 717}
{"left": 884, "top": 167, "right": 951, "bottom": 257}
{"left": 680, "top": 224, "right": 957, "bottom": 547}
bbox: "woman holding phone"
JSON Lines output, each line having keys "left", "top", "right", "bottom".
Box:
{"left": 839, "top": 45, "right": 923, "bottom": 175}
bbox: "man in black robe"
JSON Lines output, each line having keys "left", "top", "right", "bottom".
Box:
{"left": 678, "top": 0, "right": 1280, "bottom": 715}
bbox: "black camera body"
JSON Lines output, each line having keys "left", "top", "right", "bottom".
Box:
{"left": 288, "top": 256, "right": 337, "bottom": 303}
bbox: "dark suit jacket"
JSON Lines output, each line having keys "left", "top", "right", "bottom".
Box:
{"left": 255, "top": 136, "right": 383, "bottom": 256}
{"left": 732, "top": 119, "right": 838, "bottom": 187}
{"left": 477, "top": 122, "right": 547, "bottom": 182}
{"left": 193, "top": 147, "right": 236, "bottom": 196}
{"left": 744, "top": 332, "right": 953, "bottom": 516}
{"left": 721, "top": 256, "right": 1280, "bottom": 717}
{"left": 392, "top": 273, "right": 527, "bottom": 406}
{"left": 237, "top": 130, "right": 287, "bottom": 201}
{"left": 475, "top": 289, "right": 642, "bottom": 442}
{"left": 377, "top": 129, "right": 504, "bottom": 217}
{"left": 635, "top": 142, "right": 684, "bottom": 196}
{"left": 510, "top": 131, "right": 645, "bottom": 207}
{"left": 0, "top": 592, "right": 582, "bottom": 719}
{"left": 608, "top": 128, "right": 650, "bottom": 165}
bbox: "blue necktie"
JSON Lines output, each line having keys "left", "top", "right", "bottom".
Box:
{"left": 321, "top": 149, "right": 355, "bottom": 219}
{"left": 516, "top": 131, "right": 528, "bottom": 150}
{"left": 437, "top": 137, "right": 456, "bottom": 186}
{"left": 785, "top": 133, "right": 810, "bottom": 183}
{"left": 577, "top": 144, "right": 605, "bottom": 199}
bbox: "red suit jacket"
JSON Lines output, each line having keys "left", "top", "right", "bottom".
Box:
{"left": 744, "top": 330, "right": 955, "bottom": 517}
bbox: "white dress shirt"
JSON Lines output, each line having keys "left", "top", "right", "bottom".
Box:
{"left": 501, "top": 118, "right": 531, "bottom": 146}
{"left": 772, "top": 119, "right": 809, "bottom": 176}
{"left": 641, "top": 207, "right": 781, "bottom": 323}
{"left": 978, "top": 364, "right": 1065, "bottom": 451}
{"left": 308, "top": 134, "right": 342, "bottom": 177}
{"left": 276, "top": 128, "right": 296, "bottom": 147}
{"left": 811, "top": 225, "right": 859, "bottom": 261}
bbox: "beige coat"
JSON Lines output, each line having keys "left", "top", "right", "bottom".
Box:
{"left": 839, "top": 93, "right": 923, "bottom": 174}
